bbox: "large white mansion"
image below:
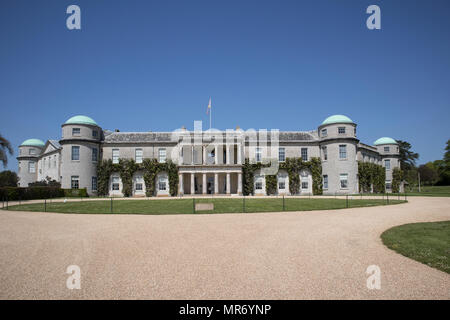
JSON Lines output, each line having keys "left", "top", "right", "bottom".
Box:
{"left": 17, "top": 114, "right": 401, "bottom": 196}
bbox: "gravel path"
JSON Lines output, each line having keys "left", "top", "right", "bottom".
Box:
{"left": 0, "top": 197, "right": 449, "bottom": 299}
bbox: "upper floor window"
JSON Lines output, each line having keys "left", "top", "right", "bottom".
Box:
{"left": 340, "top": 174, "right": 348, "bottom": 189}
{"left": 135, "top": 148, "right": 143, "bottom": 164}
{"left": 385, "top": 159, "right": 391, "bottom": 170}
{"left": 158, "top": 148, "right": 166, "bottom": 163}
{"left": 71, "top": 146, "right": 80, "bottom": 161}
{"left": 53, "top": 155, "right": 57, "bottom": 167}
{"left": 112, "top": 149, "right": 119, "bottom": 164}
{"left": 92, "top": 130, "right": 98, "bottom": 138}
{"left": 278, "top": 147, "right": 285, "bottom": 162}
{"left": 28, "top": 162, "right": 36, "bottom": 173}
{"left": 322, "top": 146, "right": 328, "bottom": 161}
{"left": 339, "top": 145, "right": 347, "bottom": 159}
{"left": 338, "top": 127, "right": 346, "bottom": 134}
{"left": 384, "top": 146, "right": 390, "bottom": 152}
{"left": 256, "top": 147, "right": 262, "bottom": 163}
{"left": 72, "top": 128, "right": 81, "bottom": 136}
{"left": 321, "top": 129, "right": 327, "bottom": 137}
{"left": 301, "top": 148, "right": 308, "bottom": 161}
{"left": 29, "top": 148, "right": 36, "bottom": 155}
{"left": 323, "top": 175, "right": 328, "bottom": 189}
{"left": 92, "top": 147, "right": 98, "bottom": 162}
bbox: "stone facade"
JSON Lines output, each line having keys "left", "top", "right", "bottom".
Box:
{"left": 17, "top": 114, "right": 402, "bottom": 196}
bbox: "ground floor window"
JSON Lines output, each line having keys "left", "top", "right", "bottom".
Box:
{"left": 71, "top": 176, "right": 79, "bottom": 189}
{"left": 386, "top": 181, "right": 392, "bottom": 190}
{"left": 255, "top": 178, "right": 263, "bottom": 190}
{"left": 136, "top": 183, "right": 143, "bottom": 191}
{"left": 91, "top": 177, "right": 97, "bottom": 191}
{"left": 112, "top": 176, "right": 120, "bottom": 191}
{"left": 158, "top": 178, "right": 166, "bottom": 191}
{"left": 323, "top": 175, "right": 328, "bottom": 189}
{"left": 278, "top": 181, "right": 285, "bottom": 190}
{"left": 340, "top": 174, "right": 348, "bottom": 189}
{"left": 301, "top": 181, "right": 309, "bottom": 189}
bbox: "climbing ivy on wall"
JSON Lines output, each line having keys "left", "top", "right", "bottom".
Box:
{"left": 96, "top": 158, "right": 179, "bottom": 197}
{"left": 265, "top": 175, "right": 277, "bottom": 195}
{"left": 242, "top": 157, "right": 322, "bottom": 196}
{"left": 357, "top": 161, "right": 386, "bottom": 193}
{"left": 392, "top": 168, "right": 403, "bottom": 193}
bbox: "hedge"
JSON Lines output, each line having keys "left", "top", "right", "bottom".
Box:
{"left": 0, "top": 187, "right": 88, "bottom": 201}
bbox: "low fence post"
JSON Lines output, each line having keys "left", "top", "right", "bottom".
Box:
{"left": 243, "top": 196, "right": 245, "bottom": 213}
{"left": 110, "top": 197, "right": 113, "bottom": 214}
{"left": 346, "top": 195, "right": 348, "bottom": 208}
{"left": 283, "top": 195, "right": 285, "bottom": 211}
{"left": 387, "top": 193, "right": 389, "bottom": 204}
{"left": 44, "top": 199, "right": 47, "bottom": 212}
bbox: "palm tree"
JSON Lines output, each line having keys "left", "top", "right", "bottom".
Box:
{"left": 0, "top": 133, "right": 13, "bottom": 168}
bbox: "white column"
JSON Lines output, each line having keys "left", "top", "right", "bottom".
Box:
{"left": 203, "top": 145, "right": 206, "bottom": 164}
{"left": 214, "top": 173, "right": 219, "bottom": 194}
{"left": 237, "top": 144, "right": 242, "bottom": 164}
{"left": 191, "top": 145, "right": 194, "bottom": 165}
{"left": 179, "top": 173, "right": 184, "bottom": 195}
{"left": 214, "top": 145, "right": 218, "bottom": 164}
{"left": 202, "top": 173, "right": 207, "bottom": 194}
{"left": 226, "top": 145, "right": 230, "bottom": 164}
{"left": 238, "top": 172, "right": 242, "bottom": 194}
{"left": 226, "top": 173, "right": 231, "bottom": 194}
{"left": 190, "top": 173, "right": 195, "bottom": 194}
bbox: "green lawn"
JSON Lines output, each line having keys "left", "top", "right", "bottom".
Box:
{"left": 381, "top": 221, "right": 450, "bottom": 274}
{"left": 6, "top": 198, "right": 405, "bottom": 215}
{"left": 404, "top": 185, "right": 450, "bottom": 197}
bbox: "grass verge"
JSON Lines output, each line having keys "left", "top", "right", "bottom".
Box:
{"left": 381, "top": 221, "right": 450, "bottom": 274}
{"left": 6, "top": 198, "right": 405, "bottom": 215}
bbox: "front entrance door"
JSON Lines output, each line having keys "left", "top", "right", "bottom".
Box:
{"left": 207, "top": 177, "right": 214, "bottom": 194}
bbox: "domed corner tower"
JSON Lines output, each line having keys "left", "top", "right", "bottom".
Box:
{"left": 17, "top": 138, "right": 45, "bottom": 187}
{"left": 374, "top": 137, "right": 400, "bottom": 193}
{"left": 318, "top": 115, "right": 359, "bottom": 195}
{"left": 60, "top": 115, "right": 103, "bottom": 195}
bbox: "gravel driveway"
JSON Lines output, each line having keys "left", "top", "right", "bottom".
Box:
{"left": 0, "top": 197, "right": 449, "bottom": 299}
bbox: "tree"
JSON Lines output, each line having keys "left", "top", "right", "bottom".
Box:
{"left": 396, "top": 140, "right": 419, "bottom": 171}
{"left": 0, "top": 133, "right": 13, "bottom": 168}
{"left": 435, "top": 140, "right": 450, "bottom": 185}
{"left": 444, "top": 139, "right": 450, "bottom": 163}
{"left": 0, "top": 170, "right": 19, "bottom": 187}
{"left": 418, "top": 163, "right": 439, "bottom": 185}
{"left": 28, "top": 176, "right": 61, "bottom": 188}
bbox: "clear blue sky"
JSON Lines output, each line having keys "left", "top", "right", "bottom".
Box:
{"left": 1, "top": 0, "right": 449, "bottom": 172}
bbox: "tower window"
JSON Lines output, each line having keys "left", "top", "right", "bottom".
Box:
{"left": 323, "top": 175, "right": 328, "bottom": 189}
{"left": 71, "top": 176, "right": 79, "bottom": 189}
{"left": 92, "top": 130, "right": 98, "bottom": 138}
{"left": 72, "top": 128, "right": 81, "bottom": 136}
{"left": 384, "top": 146, "right": 390, "bottom": 152}
{"left": 321, "top": 129, "right": 327, "bottom": 137}
{"left": 322, "top": 146, "right": 328, "bottom": 161}
{"left": 339, "top": 145, "right": 347, "bottom": 159}
{"left": 28, "top": 162, "right": 36, "bottom": 173}
{"left": 340, "top": 174, "right": 348, "bottom": 189}
{"left": 338, "top": 127, "right": 346, "bottom": 134}
{"left": 91, "top": 177, "right": 97, "bottom": 191}
{"left": 92, "top": 148, "right": 98, "bottom": 162}
{"left": 71, "top": 146, "right": 80, "bottom": 161}
{"left": 385, "top": 159, "right": 391, "bottom": 170}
